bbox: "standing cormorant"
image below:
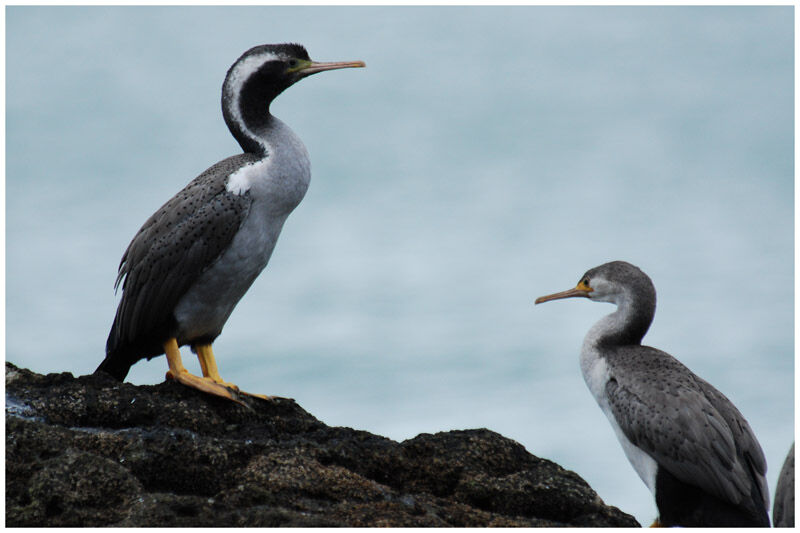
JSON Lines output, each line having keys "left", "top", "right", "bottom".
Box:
{"left": 535, "top": 260, "right": 770, "bottom": 527}
{"left": 96, "top": 44, "right": 364, "bottom": 401}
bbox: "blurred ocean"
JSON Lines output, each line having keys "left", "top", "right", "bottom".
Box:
{"left": 6, "top": 6, "right": 793, "bottom": 525}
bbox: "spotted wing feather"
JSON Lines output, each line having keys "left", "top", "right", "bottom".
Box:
{"left": 604, "top": 345, "right": 768, "bottom": 515}
{"left": 100, "top": 153, "right": 259, "bottom": 379}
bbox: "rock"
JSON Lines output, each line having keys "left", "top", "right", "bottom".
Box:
{"left": 5, "top": 362, "right": 639, "bottom": 527}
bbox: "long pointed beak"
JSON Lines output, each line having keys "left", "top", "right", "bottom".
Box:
{"left": 535, "top": 286, "right": 592, "bottom": 305}
{"left": 299, "top": 59, "right": 366, "bottom": 76}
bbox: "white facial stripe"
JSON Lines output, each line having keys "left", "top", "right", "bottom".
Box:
{"left": 226, "top": 155, "right": 272, "bottom": 196}
{"left": 226, "top": 52, "right": 280, "bottom": 92}
{"left": 224, "top": 51, "right": 282, "bottom": 149}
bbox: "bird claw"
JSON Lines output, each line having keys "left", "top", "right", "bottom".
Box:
{"left": 165, "top": 368, "right": 275, "bottom": 403}
{"left": 207, "top": 378, "right": 240, "bottom": 391}
{"left": 165, "top": 370, "right": 246, "bottom": 405}
{"left": 240, "top": 390, "right": 276, "bottom": 401}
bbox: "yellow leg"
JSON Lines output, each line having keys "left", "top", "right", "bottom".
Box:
{"left": 163, "top": 338, "right": 242, "bottom": 403}
{"left": 194, "top": 344, "right": 239, "bottom": 390}
{"left": 164, "top": 337, "right": 189, "bottom": 377}
{"left": 192, "top": 342, "right": 273, "bottom": 401}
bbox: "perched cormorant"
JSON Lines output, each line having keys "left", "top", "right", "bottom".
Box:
{"left": 535, "top": 260, "right": 770, "bottom": 527}
{"left": 96, "top": 44, "right": 364, "bottom": 401}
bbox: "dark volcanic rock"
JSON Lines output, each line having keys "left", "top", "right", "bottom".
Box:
{"left": 5, "top": 362, "right": 639, "bottom": 527}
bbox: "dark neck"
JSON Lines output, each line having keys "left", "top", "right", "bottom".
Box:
{"left": 227, "top": 112, "right": 274, "bottom": 156}
{"left": 222, "top": 75, "right": 286, "bottom": 156}
{"left": 592, "top": 290, "right": 656, "bottom": 348}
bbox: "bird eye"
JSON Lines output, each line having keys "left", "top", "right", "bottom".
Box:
{"left": 582, "top": 278, "right": 590, "bottom": 286}
{"left": 288, "top": 58, "right": 299, "bottom": 68}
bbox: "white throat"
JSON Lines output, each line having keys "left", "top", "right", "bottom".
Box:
{"left": 579, "top": 292, "right": 659, "bottom": 496}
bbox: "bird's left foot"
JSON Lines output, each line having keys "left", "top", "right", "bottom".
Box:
{"left": 193, "top": 343, "right": 275, "bottom": 400}
{"left": 165, "top": 369, "right": 245, "bottom": 405}
{"left": 201, "top": 377, "right": 276, "bottom": 401}
{"left": 205, "top": 377, "right": 241, "bottom": 391}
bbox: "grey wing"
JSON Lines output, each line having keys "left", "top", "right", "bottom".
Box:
{"left": 694, "top": 372, "right": 769, "bottom": 509}
{"left": 110, "top": 155, "right": 256, "bottom": 349}
{"left": 605, "top": 347, "right": 767, "bottom": 511}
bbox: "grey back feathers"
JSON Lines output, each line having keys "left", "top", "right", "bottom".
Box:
{"left": 603, "top": 345, "right": 768, "bottom": 515}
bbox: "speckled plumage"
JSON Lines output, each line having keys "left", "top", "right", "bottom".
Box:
{"left": 96, "top": 44, "right": 359, "bottom": 381}
{"left": 106, "top": 154, "right": 257, "bottom": 366}
{"left": 539, "top": 261, "right": 770, "bottom": 527}
{"left": 599, "top": 346, "right": 768, "bottom": 518}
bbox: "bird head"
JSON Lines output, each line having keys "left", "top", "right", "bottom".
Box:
{"left": 222, "top": 43, "right": 365, "bottom": 154}
{"left": 535, "top": 261, "right": 653, "bottom": 307}
{"left": 224, "top": 43, "right": 365, "bottom": 109}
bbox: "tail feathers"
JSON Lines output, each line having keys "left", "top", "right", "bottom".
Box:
{"left": 96, "top": 331, "right": 145, "bottom": 381}
{"left": 95, "top": 348, "right": 136, "bottom": 381}
{"left": 98, "top": 332, "right": 167, "bottom": 381}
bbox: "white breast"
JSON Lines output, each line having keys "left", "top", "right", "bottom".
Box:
{"left": 226, "top": 156, "right": 272, "bottom": 195}
{"left": 225, "top": 119, "right": 311, "bottom": 209}
{"left": 173, "top": 119, "right": 311, "bottom": 342}
{"left": 581, "top": 341, "right": 659, "bottom": 495}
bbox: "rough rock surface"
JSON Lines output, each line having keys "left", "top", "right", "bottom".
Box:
{"left": 6, "top": 362, "right": 639, "bottom": 527}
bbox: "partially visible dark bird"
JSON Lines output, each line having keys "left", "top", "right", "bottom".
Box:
{"left": 96, "top": 44, "right": 364, "bottom": 401}
{"left": 773, "top": 443, "right": 794, "bottom": 527}
{"left": 536, "top": 260, "right": 770, "bottom": 527}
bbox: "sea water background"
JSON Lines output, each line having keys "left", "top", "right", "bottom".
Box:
{"left": 6, "top": 6, "right": 794, "bottom": 525}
